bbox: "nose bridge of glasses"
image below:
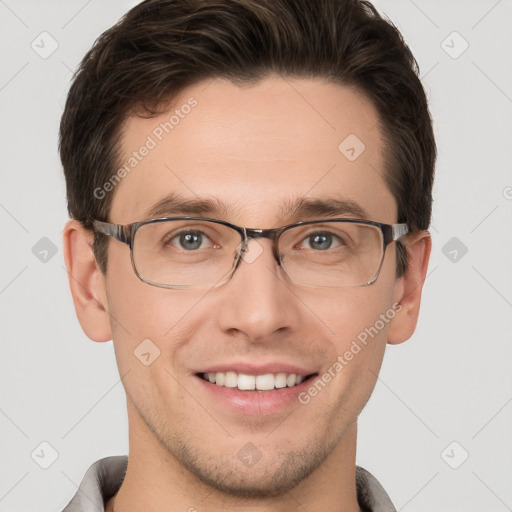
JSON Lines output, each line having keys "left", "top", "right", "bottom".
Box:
{"left": 240, "top": 227, "right": 282, "bottom": 265}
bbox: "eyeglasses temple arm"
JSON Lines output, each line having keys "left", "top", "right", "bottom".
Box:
{"left": 391, "top": 223, "right": 409, "bottom": 241}
{"left": 92, "top": 220, "right": 130, "bottom": 244}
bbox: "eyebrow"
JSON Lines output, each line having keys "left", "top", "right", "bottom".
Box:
{"left": 143, "top": 192, "right": 369, "bottom": 223}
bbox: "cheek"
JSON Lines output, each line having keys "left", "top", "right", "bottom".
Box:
{"left": 106, "top": 284, "right": 205, "bottom": 365}
{"left": 104, "top": 252, "right": 217, "bottom": 404}
{"left": 305, "top": 273, "right": 396, "bottom": 345}
{"left": 103, "top": 246, "right": 180, "bottom": 374}
{"left": 104, "top": 279, "right": 202, "bottom": 418}
{"left": 330, "top": 292, "right": 392, "bottom": 376}
{"left": 298, "top": 275, "right": 398, "bottom": 407}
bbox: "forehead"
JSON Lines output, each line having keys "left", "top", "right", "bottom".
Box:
{"left": 110, "top": 76, "right": 396, "bottom": 225}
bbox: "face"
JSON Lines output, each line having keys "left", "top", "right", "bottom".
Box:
{"left": 100, "top": 77, "right": 403, "bottom": 496}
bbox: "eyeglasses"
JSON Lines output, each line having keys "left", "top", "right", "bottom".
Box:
{"left": 92, "top": 217, "right": 409, "bottom": 290}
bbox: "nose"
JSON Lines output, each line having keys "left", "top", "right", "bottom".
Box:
{"left": 214, "top": 237, "right": 301, "bottom": 343}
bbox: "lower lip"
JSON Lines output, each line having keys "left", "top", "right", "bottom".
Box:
{"left": 194, "top": 375, "right": 315, "bottom": 416}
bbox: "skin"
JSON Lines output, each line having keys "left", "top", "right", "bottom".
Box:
{"left": 63, "top": 76, "right": 431, "bottom": 512}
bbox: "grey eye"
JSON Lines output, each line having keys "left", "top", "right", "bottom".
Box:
{"left": 308, "top": 233, "right": 333, "bottom": 250}
{"left": 165, "top": 231, "right": 210, "bottom": 250}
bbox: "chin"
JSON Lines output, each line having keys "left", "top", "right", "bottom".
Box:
{"left": 165, "top": 429, "right": 342, "bottom": 499}
{"left": 183, "top": 451, "right": 321, "bottom": 498}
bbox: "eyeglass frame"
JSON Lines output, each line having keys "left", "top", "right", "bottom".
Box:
{"left": 92, "top": 217, "right": 409, "bottom": 289}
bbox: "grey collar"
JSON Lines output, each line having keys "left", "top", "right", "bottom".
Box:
{"left": 62, "top": 456, "right": 396, "bottom": 512}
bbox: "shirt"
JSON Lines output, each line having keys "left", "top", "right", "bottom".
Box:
{"left": 62, "top": 456, "right": 396, "bottom": 512}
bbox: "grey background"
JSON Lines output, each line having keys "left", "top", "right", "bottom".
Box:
{"left": 1, "top": 0, "right": 511, "bottom": 510}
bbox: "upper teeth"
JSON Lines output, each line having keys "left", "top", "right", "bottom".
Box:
{"left": 203, "top": 372, "right": 304, "bottom": 391}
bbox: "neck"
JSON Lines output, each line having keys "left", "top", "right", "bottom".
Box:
{"left": 107, "top": 404, "right": 363, "bottom": 512}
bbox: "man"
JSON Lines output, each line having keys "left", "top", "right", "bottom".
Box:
{"left": 60, "top": 0, "right": 435, "bottom": 510}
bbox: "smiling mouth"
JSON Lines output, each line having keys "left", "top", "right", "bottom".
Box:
{"left": 197, "top": 371, "right": 318, "bottom": 391}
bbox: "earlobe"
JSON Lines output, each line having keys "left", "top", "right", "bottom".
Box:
{"left": 62, "top": 219, "right": 112, "bottom": 342}
{"left": 387, "top": 232, "right": 432, "bottom": 345}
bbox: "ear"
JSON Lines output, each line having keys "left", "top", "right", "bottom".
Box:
{"left": 387, "top": 231, "right": 432, "bottom": 345}
{"left": 62, "top": 219, "right": 112, "bottom": 342}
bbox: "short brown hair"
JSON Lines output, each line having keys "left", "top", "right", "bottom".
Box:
{"left": 59, "top": 0, "right": 436, "bottom": 275}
